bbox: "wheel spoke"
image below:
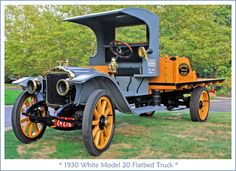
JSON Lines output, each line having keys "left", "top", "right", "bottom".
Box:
{"left": 94, "top": 130, "right": 101, "bottom": 146}
{"left": 92, "top": 126, "right": 99, "bottom": 138}
{"left": 93, "top": 108, "right": 100, "bottom": 121}
{"left": 104, "top": 107, "right": 111, "bottom": 117}
{"left": 28, "top": 123, "right": 33, "bottom": 137}
{"left": 97, "top": 100, "right": 102, "bottom": 113}
{"left": 101, "top": 100, "right": 107, "bottom": 114}
{"left": 30, "top": 97, "right": 36, "bottom": 105}
{"left": 106, "top": 116, "right": 112, "bottom": 125}
{"left": 20, "top": 117, "right": 29, "bottom": 124}
{"left": 200, "top": 94, "right": 204, "bottom": 101}
{"left": 202, "top": 104, "right": 208, "bottom": 111}
{"left": 22, "top": 121, "right": 31, "bottom": 132}
{"left": 201, "top": 92, "right": 208, "bottom": 101}
{"left": 33, "top": 123, "right": 39, "bottom": 134}
{"left": 94, "top": 108, "right": 99, "bottom": 116}
{"left": 99, "top": 131, "right": 104, "bottom": 146}
{"left": 103, "top": 127, "right": 109, "bottom": 137}
{"left": 20, "top": 106, "right": 25, "bottom": 113}
{"left": 93, "top": 108, "right": 101, "bottom": 121}
{"left": 92, "top": 120, "right": 99, "bottom": 126}
{"left": 24, "top": 100, "right": 30, "bottom": 108}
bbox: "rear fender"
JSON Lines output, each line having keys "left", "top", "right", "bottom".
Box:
{"left": 71, "top": 73, "right": 133, "bottom": 114}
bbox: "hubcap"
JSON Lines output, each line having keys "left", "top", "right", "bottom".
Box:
{"left": 199, "top": 101, "right": 203, "bottom": 109}
{"left": 99, "top": 115, "right": 107, "bottom": 130}
{"left": 92, "top": 96, "right": 113, "bottom": 150}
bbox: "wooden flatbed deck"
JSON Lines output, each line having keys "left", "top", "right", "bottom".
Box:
{"left": 149, "top": 78, "right": 225, "bottom": 91}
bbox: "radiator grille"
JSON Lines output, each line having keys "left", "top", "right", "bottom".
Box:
{"left": 46, "top": 72, "right": 69, "bottom": 106}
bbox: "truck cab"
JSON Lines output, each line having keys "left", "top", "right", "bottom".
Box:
{"left": 64, "top": 8, "right": 159, "bottom": 98}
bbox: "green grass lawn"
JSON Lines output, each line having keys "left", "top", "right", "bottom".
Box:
{"left": 5, "top": 89, "right": 22, "bottom": 105}
{"left": 5, "top": 111, "right": 231, "bottom": 159}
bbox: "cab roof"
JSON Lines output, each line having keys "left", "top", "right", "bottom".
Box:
{"left": 63, "top": 7, "right": 156, "bottom": 28}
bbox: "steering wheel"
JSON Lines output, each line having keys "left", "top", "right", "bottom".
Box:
{"left": 109, "top": 40, "right": 133, "bottom": 59}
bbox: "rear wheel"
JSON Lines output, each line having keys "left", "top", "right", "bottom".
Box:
{"left": 82, "top": 89, "right": 115, "bottom": 156}
{"left": 190, "top": 87, "right": 210, "bottom": 122}
{"left": 12, "top": 91, "right": 46, "bottom": 143}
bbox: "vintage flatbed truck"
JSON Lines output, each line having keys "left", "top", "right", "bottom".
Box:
{"left": 12, "top": 8, "right": 224, "bottom": 156}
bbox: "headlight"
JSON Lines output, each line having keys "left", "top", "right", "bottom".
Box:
{"left": 56, "top": 79, "right": 70, "bottom": 96}
{"left": 26, "top": 80, "right": 41, "bottom": 94}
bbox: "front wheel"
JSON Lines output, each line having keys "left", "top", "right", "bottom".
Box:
{"left": 12, "top": 91, "right": 46, "bottom": 143}
{"left": 82, "top": 89, "right": 115, "bottom": 156}
{"left": 190, "top": 87, "right": 210, "bottom": 122}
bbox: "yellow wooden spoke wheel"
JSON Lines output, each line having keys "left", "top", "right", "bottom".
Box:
{"left": 12, "top": 91, "right": 47, "bottom": 143}
{"left": 20, "top": 96, "right": 46, "bottom": 138}
{"left": 82, "top": 90, "right": 115, "bottom": 156}
{"left": 198, "top": 91, "right": 209, "bottom": 120}
{"left": 190, "top": 87, "right": 210, "bottom": 122}
{"left": 92, "top": 96, "right": 114, "bottom": 149}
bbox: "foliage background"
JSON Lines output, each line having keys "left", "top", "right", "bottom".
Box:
{"left": 4, "top": 5, "right": 231, "bottom": 95}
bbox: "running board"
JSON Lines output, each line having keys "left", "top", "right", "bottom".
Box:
{"left": 132, "top": 106, "right": 159, "bottom": 115}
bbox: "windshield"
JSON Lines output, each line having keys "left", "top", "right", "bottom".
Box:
{"left": 115, "top": 25, "right": 147, "bottom": 44}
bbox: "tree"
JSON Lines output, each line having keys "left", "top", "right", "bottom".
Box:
{"left": 5, "top": 5, "right": 231, "bottom": 93}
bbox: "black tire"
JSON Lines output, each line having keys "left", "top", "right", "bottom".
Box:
{"left": 190, "top": 87, "right": 210, "bottom": 122}
{"left": 12, "top": 91, "right": 46, "bottom": 143}
{"left": 139, "top": 111, "right": 155, "bottom": 117}
{"left": 82, "top": 89, "right": 115, "bottom": 156}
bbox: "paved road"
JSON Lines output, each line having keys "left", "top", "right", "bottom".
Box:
{"left": 209, "top": 97, "right": 231, "bottom": 112}
{"left": 4, "top": 97, "right": 231, "bottom": 130}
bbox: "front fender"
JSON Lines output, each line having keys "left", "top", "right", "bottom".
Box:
{"left": 71, "top": 73, "right": 134, "bottom": 114}
{"left": 12, "top": 77, "right": 38, "bottom": 89}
